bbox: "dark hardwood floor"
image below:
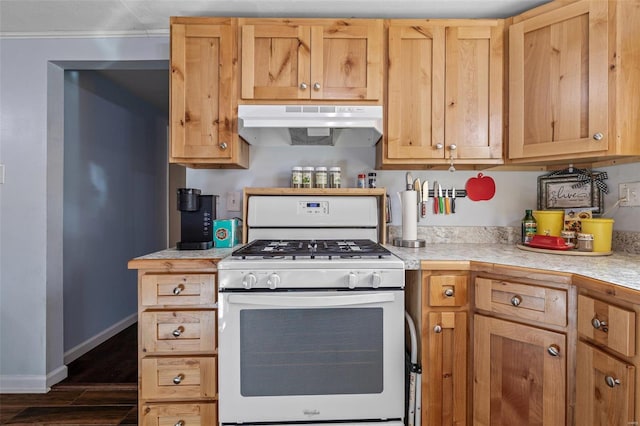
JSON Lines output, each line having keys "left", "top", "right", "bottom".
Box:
{"left": 1, "top": 324, "right": 138, "bottom": 425}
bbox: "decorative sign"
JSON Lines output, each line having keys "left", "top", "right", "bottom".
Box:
{"left": 538, "top": 173, "right": 604, "bottom": 215}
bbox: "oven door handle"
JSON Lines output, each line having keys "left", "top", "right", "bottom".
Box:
{"left": 227, "top": 292, "right": 396, "bottom": 308}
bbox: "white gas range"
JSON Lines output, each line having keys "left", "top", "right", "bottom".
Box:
{"left": 217, "top": 193, "right": 405, "bottom": 426}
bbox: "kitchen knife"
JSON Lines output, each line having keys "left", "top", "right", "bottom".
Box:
{"left": 414, "top": 178, "right": 422, "bottom": 205}
{"left": 438, "top": 184, "right": 444, "bottom": 214}
{"left": 445, "top": 189, "right": 451, "bottom": 215}
{"left": 433, "top": 181, "right": 439, "bottom": 214}
{"left": 406, "top": 172, "right": 414, "bottom": 190}
{"left": 421, "top": 180, "right": 428, "bottom": 218}
{"left": 452, "top": 186, "right": 456, "bottom": 214}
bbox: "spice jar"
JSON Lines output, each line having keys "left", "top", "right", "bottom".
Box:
{"left": 291, "top": 166, "right": 303, "bottom": 188}
{"left": 368, "top": 172, "right": 377, "bottom": 188}
{"left": 357, "top": 173, "right": 366, "bottom": 188}
{"left": 329, "top": 167, "right": 341, "bottom": 188}
{"left": 561, "top": 230, "right": 576, "bottom": 247}
{"left": 314, "top": 166, "right": 328, "bottom": 188}
{"left": 576, "top": 233, "right": 594, "bottom": 252}
{"left": 302, "top": 167, "right": 314, "bottom": 188}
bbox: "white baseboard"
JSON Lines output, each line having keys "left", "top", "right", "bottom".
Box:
{"left": 0, "top": 374, "right": 50, "bottom": 394}
{"left": 47, "top": 364, "right": 68, "bottom": 388}
{"left": 63, "top": 313, "right": 137, "bottom": 364}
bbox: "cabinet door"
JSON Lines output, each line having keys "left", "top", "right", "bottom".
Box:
{"left": 509, "top": 0, "right": 609, "bottom": 159}
{"left": 576, "top": 341, "right": 635, "bottom": 426}
{"left": 386, "top": 23, "right": 445, "bottom": 160}
{"left": 423, "top": 311, "right": 467, "bottom": 426}
{"left": 171, "top": 22, "right": 236, "bottom": 161}
{"left": 310, "top": 20, "right": 382, "bottom": 100}
{"left": 445, "top": 24, "right": 503, "bottom": 161}
{"left": 473, "top": 315, "right": 566, "bottom": 425}
{"left": 241, "top": 24, "right": 311, "bottom": 100}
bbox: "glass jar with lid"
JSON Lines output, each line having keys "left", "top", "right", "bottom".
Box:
{"left": 329, "top": 167, "right": 341, "bottom": 188}
{"left": 314, "top": 167, "right": 328, "bottom": 188}
{"left": 291, "top": 166, "right": 303, "bottom": 188}
{"left": 301, "top": 167, "right": 314, "bottom": 188}
{"left": 576, "top": 233, "right": 594, "bottom": 252}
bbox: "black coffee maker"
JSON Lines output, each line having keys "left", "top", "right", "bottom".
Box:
{"left": 177, "top": 188, "right": 217, "bottom": 250}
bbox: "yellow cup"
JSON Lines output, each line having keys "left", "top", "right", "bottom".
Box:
{"left": 533, "top": 210, "right": 564, "bottom": 237}
{"left": 580, "top": 218, "right": 614, "bottom": 252}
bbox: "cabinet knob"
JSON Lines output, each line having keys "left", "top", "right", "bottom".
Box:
{"left": 605, "top": 375, "right": 621, "bottom": 388}
{"left": 547, "top": 344, "right": 560, "bottom": 357}
{"left": 435, "top": 143, "right": 444, "bottom": 150}
{"left": 174, "top": 421, "right": 185, "bottom": 426}
{"left": 443, "top": 287, "right": 454, "bottom": 297}
{"left": 172, "top": 284, "right": 184, "bottom": 295}
{"left": 448, "top": 144, "right": 457, "bottom": 151}
{"left": 313, "top": 82, "right": 321, "bottom": 90}
{"left": 510, "top": 295, "right": 522, "bottom": 307}
{"left": 219, "top": 142, "right": 228, "bottom": 150}
{"left": 591, "top": 317, "right": 608, "bottom": 332}
{"left": 593, "top": 132, "right": 604, "bottom": 141}
{"left": 300, "top": 82, "right": 308, "bottom": 90}
{"left": 172, "top": 373, "right": 184, "bottom": 385}
{"left": 433, "top": 324, "right": 442, "bottom": 333}
{"left": 172, "top": 326, "right": 185, "bottom": 337}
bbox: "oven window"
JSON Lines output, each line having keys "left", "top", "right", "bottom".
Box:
{"left": 240, "top": 307, "right": 383, "bottom": 396}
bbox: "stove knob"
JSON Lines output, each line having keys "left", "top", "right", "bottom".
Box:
{"left": 348, "top": 272, "right": 358, "bottom": 289}
{"left": 371, "top": 272, "right": 382, "bottom": 288}
{"left": 267, "top": 273, "right": 281, "bottom": 290}
{"left": 242, "top": 273, "right": 257, "bottom": 290}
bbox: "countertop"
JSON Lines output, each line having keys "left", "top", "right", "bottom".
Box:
{"left": 130, "top": 244, "right": 640, "bottom": 291}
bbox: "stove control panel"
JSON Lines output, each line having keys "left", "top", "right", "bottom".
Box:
{"left": 297, "top": 201, "right": 329, "bottom": 215}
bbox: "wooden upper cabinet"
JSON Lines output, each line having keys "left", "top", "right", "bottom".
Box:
{"left": 240, "top": 19, "right": 383, "bottom": 101}
{"left": 170, "top": 18, "right": 249, "bottom": 168}
{"left": 508, "top": 0, "right": 640, "bottom": 162}
{"left": 383, "top": 20, "right": 503, "bottom": 168}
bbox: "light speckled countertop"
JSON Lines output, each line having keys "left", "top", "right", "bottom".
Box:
{"left": 385, "top": 243, "right": 640, "bottom": 291}
{"left": 131, "top": 244, "right": 639, "bottom": 291}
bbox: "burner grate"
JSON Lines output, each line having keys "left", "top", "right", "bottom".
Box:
{"left": 232, "top": 239, "right": 391, "bottom": 259}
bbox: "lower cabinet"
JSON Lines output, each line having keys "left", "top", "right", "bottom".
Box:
{"left": 473, "top": 315, "right": 566, "bottom": 425}
{"left": 576, "top": 340, "right": 635, "bottom": 426}
{"left": 140, "top": 402, "right": 217, "bottom": 426}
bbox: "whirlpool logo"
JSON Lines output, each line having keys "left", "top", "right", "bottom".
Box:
{"left": 303, "top": 409, "right": 320, "bottom": 416}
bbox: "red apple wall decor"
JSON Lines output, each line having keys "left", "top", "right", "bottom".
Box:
{"left": 465, "top": 173, "right": 496, "bottom": 201}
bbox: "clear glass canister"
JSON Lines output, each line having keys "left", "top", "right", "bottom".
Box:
{"left": 291, "top": 166, "right": 303, "bottom": 188}
{"left": 576, "top": 233, "right": 594, "bottom": 252}
{"left": 329, "top": 167, "right": 341, "bottom": 188}
{"left": 561, "top": 230, "right": 576, "bottom": 247}
{"left": 315, "top": 166, "right": 328, "bottom": 188}
{"left": 302, "top": 167, "right": 314, "bottom": 188}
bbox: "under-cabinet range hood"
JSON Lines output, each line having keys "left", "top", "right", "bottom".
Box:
{"left": 237, "top": 104, "right": 383, "bottom": 147}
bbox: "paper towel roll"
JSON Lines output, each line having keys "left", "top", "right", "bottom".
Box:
{"left": 401, "top": 190, "right": 418, "bottom": 241}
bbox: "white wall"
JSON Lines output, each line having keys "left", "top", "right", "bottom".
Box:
{"left": 0, "top": 36, "right": 169, "bottom": 392}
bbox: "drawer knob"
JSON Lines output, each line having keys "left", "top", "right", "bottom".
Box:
{"left": 605, "top": 376, "right": 621, "bottom": 388}
{"left": 510, "top": 295, "right": 522, "bottom": 307}
{"left": 433, "top": 324, "right": 442, "bottom": 333}
{"left": 591, "top": 317, "right": 608, "bottom": 332}
{"left": 172, "top": 326, "right": 185, "bottom": 337}
{"left": 173, "top": 373, "right": 184, "bottom": 385}
{"left": 593, "top": 132, "right": 604, "bottom": 141}
{"left": 547, "top": 344, "right": 560, "bottom": 357}
{"left": 443, "top": 288, "right": 454, "bottom": 297}
{"left": 174, "top": 421, "right": 185, "bottom": 426}
{"left": 219, "top": 142, "right": 228, "bottom": 150}
{"left": 173, "top": 284, "right": 184, "bottom": 295}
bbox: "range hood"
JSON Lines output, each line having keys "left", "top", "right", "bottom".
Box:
{"left": 237, "top": 104, "right": 383, "bottom": 147}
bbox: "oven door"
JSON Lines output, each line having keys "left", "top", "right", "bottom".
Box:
{"left": 218, "top": 290, "right": 405, "bottom": 425}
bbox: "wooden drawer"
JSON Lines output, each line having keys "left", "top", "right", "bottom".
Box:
{"left": 428, "top": 274, "right": 468, "bottom": 307}
{"left": 475, "top": 277, "right": 567, "bottom": 327}
{"left": 577, "top": 294, "right": 636, "bottom": 357}
{"left": 141, "top": 357, "right": 217, "bottom": 400}
{"left": 141, "top": 274, "right": 216, "bottom": 307}
{"left": 141, "top": 311, "right": 216, "bottom": 354}
{"left": 140, "top": 402, "right": 217, "bottom": 426}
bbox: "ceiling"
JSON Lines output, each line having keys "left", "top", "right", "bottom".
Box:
{"left": 0, "top": 0, "right": 552, "bottom": 37}
{"left": 1, "top": 0, "right": 551, "bottom": 115}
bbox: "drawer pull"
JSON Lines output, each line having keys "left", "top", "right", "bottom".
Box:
{"left": 547, "top": 344, "right": 560, "bottom": 357}
{"left": 173, "top": 373, "right": 184, "bottom": 385}
{"left": 433, "top": 325, "right": 442, "bottom": 333}
{"left": 173, "top": 284, "right": 184, "bottom": 295}
{"left": 175, "top": 421, "right": 185, "bottom": 426}
{"left": 510, "top": 295, "right": 522, "bottom": 307}
{"left": 605, "top": 376, "right": 621, "bottom": 388}
{"left": 443, "top": 288, "right": 454, "bottom": 297}
{"left": 591, "top": 317, "right": 609, "bottom": 333}
{"left": 172, "top": 326, "right": 185, "bottom": 337}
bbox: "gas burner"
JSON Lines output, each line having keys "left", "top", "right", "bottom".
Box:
{"left": 232, "top": 239, "right": 392, "bottom": 260}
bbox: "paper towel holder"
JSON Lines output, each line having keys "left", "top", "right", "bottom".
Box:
{"left": 393, "top": 238, "right": 426, "bottom": 248}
